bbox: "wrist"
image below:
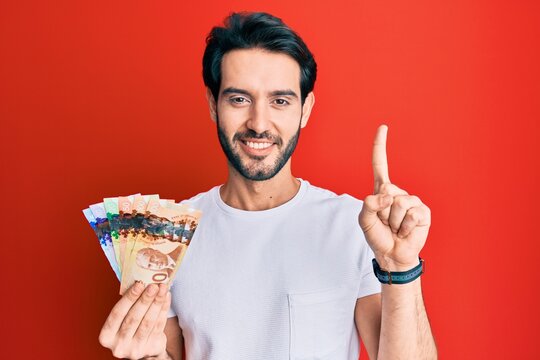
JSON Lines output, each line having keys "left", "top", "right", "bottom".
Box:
{"left": 372, "top": 257, "right": 424, "bottom": 285}
{"left": 374, "top": 255, "right": 420, "bottom": 272}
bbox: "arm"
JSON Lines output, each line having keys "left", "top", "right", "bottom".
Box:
{"left": 164, "top": 317, "right": 184, "bottom": 360}
{"left": 355, "top": 282, "right": 436, "bottom": 360}
{"left": 378, "top": 278, "right": 436, "bottom": 359}
{"left": 357, "top": 125, "right": 437, "bottom": 359}
{"left": 355, "top": 293, "right": 381, "bottom": 360}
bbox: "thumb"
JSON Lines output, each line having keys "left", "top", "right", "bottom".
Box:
{"left": 358, "top": 194, "right": 393, "bottom": 232}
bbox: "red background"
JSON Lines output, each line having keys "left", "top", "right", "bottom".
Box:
{"left": 2, "top": 0, "right": 539, "bottom": 359}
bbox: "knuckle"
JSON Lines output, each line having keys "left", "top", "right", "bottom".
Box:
{"left": 140, "top": 292, "right": 152, "bottom": 305}
{"left": 121, "top": 314, "right": 139, "bottom": 331}
{"left": 141, "top": 293, "right": 156, "bottom": 307}
{"left": 393, "top": 196, "right": 406, "bottom": 207}
{"left": 408, "top": 210, "right": 420, "bottom": 223}
{"left": 400, "top": 222, "right": 412, "bottom": 233}
{"left": 364, "top": 195, "right": 377, "bottom": 206}
{"left": 98, "top": 331, "right": 113, "bottom": 348}
{"left": 400, "top": 226, "right": 412, "bottom": 236}
{"left": 138, "top": 318, "right": 154, "bottom": 335}
{"left": 153, "top": 295, "right": 166, "bottom": 307}
{"left": 126, "top": 288, "right": 141, "bottom": 302}
{"left": 380, "top": 183, "right": 408, "bottom": 196}
{"left": 112, "top": 346, "right": 127, "bottom": 359}
{"left": 365, "top": 194, "right": 377, "bottom": 202}
{"left": 116, "top": 327, "right": 132, "bottom": 342}
{"left": 129, "top": 347, "right": 143, "bottom": 360}
{"left": 141, "top": 285, "right": 159, "bottom": 302}
{"left": 379, "top": 183, "right": 392, "bottom": 193}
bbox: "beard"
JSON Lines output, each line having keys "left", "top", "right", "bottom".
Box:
{"left": 216, "top": 114, "right": 301, "bottom": 181}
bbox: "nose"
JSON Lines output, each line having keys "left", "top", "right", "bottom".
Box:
{"left": 246, "top": 101, "right": 272, "bottom": 134}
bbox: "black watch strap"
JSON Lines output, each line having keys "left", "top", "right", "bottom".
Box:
{"left": 372, "top": 258, "right": 424, "bottom": 285}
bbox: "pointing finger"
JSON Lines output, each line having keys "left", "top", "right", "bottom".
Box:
{"left": 372, "top": 124, "right": 390, "bottom": 193}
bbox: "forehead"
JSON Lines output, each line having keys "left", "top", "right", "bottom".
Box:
{"left": 220, "top": 48, "right": 301, "bottom": 93}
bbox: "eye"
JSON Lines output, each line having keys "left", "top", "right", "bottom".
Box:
{"left": 229, "top": 96, "right": 250, "bottom": 105}
{"left": 273, "top": 98, "right": 290, "bottom": 106}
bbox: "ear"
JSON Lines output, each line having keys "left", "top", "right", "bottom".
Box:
{"left": 300, "top": 92, "right": 315, "bottom": 128}
{"left": 206, "top": 87, "right": 218, "bottom": 123}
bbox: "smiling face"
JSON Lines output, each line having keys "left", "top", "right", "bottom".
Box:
{"left": 208, "top": 48, "right": 314, "bottom": 181}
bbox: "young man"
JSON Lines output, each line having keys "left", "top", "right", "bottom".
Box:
{"left": 99, "top": 12, "right": 437, "bottom": 360}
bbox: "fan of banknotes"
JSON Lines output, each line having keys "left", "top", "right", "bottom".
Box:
{"left": 82, "top": 194, "right": 202, "bottom": 295}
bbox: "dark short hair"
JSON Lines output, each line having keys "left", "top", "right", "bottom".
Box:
{"left": 202, "top": 12, "right": 317, "bottom": 105}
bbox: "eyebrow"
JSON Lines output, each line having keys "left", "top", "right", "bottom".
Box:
{"left": 221, "top": 87, "right": 299, "bottom": 99}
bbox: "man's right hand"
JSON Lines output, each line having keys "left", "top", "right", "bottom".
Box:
{"left": 99, "top": 282, "right": 172, "bottom": 359}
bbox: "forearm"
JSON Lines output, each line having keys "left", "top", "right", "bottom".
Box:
{"left": 378, "top": 278, "right": 437, "bottom": 360}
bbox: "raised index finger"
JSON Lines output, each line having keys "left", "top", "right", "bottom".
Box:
{"left": 372, "top": 124, "right": 390, "bottom": 192}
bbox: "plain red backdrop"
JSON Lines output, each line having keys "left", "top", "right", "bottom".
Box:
{"left": 1, "top": 0, "right": 539, "bottom": 358}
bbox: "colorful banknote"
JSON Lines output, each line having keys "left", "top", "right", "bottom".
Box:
{"left": 83, "top": 194, "right": 201, "bottom": 295}
{"left": 121, "top": 194, "right": 159, "bottom": 280}
{"left": 116, "top": 194, "right": 139, "bottom": 271}
{"left": 87, "top": 202, "right": 121, "bottom": 280}
{"left": 103, "top": 197, "right": 121, "bottom": 267}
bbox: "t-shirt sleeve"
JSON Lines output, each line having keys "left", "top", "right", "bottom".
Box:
{"left": 167, "top": 306, "right": 177, "bottom": 318}
{"left": 357, "top": 243, "right": 381, "bottom": 298}
{"left": 167, "top": 283, "right": 178, "bottom": 318}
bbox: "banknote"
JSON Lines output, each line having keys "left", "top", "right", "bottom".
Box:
{"left": 116, "top": 194, "right": 139, "bottom": 272}
{"left": 120, "top": 194, "right": 159, "bottom": 281}
{"left": 84, "top": 194, "right": 201, "bottom": 294}
{"left": 87, "top": 203, "right": 121, "bottom": 280}
{"left": 103, "top": 197, "right": 121, "bottom": 268}
{"left": 168, "top": 203, "right": 202, "bottom": 283}
{"left": 120, "top": 198, "right": 195, "bottom": 295}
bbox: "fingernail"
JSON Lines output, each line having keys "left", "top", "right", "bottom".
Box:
{"left": 158, "top": 283, "right": 168, "bottom": 296}
{"left": 133, "top": 281, "right": 144, "bottom": 295}
{"left": 146, "top": 284, "right": 158, "bottom": 296}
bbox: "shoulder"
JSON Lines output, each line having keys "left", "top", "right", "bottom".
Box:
{"left": 178, "top": 186, "right": 220, "bottom": 209}
{"left": 302, "top": 180, "right": 364, "bottom": 214}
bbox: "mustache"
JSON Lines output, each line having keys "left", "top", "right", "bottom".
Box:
{"left": 233, "top": 129, "right": 283, "bottom": 146}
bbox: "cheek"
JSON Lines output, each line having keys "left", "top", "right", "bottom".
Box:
{"left": 274, "top": 111, "right": 302, "bottom": 134}
{"left": 217, "top": 107, "right": 246, "bottom": 131}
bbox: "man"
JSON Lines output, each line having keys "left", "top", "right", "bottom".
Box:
{"left": 99, "top": 12, "right": 437, "bottom": 359}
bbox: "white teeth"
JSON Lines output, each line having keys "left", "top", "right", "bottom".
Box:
{"left": 246, "top": 141, "right": 272, "bottom": 150}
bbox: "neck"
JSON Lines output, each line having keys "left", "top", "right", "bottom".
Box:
{"left": 220, "top": 161, "right": 300, "bottom": 211}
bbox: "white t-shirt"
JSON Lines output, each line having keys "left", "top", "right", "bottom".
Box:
{"left": 168, "top": 179, "right": 381, "bottom": 360}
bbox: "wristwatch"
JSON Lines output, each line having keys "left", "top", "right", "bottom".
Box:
{"left": 372, "top": 258, "right": 424, "bottom": 285}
